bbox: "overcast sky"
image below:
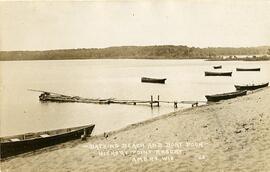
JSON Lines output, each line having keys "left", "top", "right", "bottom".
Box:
{"left": 1, "top": 0, "right": 270, "bottom": 51}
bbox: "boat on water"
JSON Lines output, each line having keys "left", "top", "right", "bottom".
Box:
{"left": 205, "top": 71, "right": 232, "bottom": 76}
{"left": 236, "top": 68, "right": 260, "bottom": 71}
{"left": 141, "top": 77, "right": 166, "bottom": 84}
{"left": 213, "top": 65, "right": 222, "bottom": 69}
{"left": 205, "top": 90, "right": 247, "bottom": 102}
{"left": 235, "top": 82, "right": 269, "bottom": 91}
{"left": 0, "top": 124, "right": 95, "bottom": 159}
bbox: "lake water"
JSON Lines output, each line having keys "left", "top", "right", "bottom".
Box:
{"left": 1, "top": 59, "right": 270, "bottom": 137}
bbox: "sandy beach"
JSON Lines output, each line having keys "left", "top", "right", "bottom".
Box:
{"left": 1, "top": 87, "right": 270, "bottom": 172}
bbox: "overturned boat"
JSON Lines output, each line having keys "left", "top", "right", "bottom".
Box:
{"left": 205, "top": 90, "right": 247, "bottom": 102}
{"left": 0, "top": 124, "right": 95, "bottom": 159}
{"left": 235, "top": 82, "right": 269, "bottom": 91}
{"left": 141, "top": 77, "right": 166, "bottom": 84}
{"left": 39, "top": 92, "right": 112, "bottom": 104}
{"left": 205, "top": 71, "right": 232, "bottom": 76}
{"left": 236, "top": 68, "right": 260, "bottom": 71}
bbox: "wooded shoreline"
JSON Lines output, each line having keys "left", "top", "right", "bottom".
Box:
{"left": 1, "top": 45, "right": 270, "bottom": 61}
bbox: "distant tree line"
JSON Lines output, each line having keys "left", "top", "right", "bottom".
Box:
{"left": 0, "top": 45, "right": 270, "bottom": 61}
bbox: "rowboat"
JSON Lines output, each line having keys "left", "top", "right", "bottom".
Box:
{"left": 0, "top": 124, "right": 95, "bottom": 159}
{"left": 213, "top": 65, "right": 222, "bottom": 69}
{"left": 141, "top": 77, "right": 166, "bottom": 84}
{"left": 205, "top": 90, "right": 247, "bottom": 102}
{"left": 205, "top": 71, "right": 232, "bottom": 76}
{"left": 236, "top": 68, "right": 260, "bottom": 71}
{"left": 235, "top": 82, "right": 269, "bottom": 90}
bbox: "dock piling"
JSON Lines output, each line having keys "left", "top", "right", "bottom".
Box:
{"left": 174, "top": 102, "right": 178, "bottom": 108}
{"left": 150, "top": 95, "right": 153, "bottom": 108}
{"left": 157, "top": 95, "right": 160, "bottom": 107}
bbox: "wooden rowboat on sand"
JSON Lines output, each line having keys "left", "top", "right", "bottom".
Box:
{"left": 205, "top": 90, "right": 247, "bottom": 102}
{"left": 0, "top": 124, "right": 95, "bottom": 159}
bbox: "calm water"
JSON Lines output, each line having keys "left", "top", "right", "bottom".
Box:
{"left": 1, "top": 59, "right": 270, "bottom": 137}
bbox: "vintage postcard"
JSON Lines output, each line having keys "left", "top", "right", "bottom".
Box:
{"left": 1, "top": 1, "right": 270, "bottom": 171}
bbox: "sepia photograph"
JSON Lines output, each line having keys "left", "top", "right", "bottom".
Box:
{"left": 1, "top": 0, "right": 270, "bottom": 171}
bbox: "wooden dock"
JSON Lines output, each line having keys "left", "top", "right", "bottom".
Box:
{"left": 29, "top": 89, "right": 206, "bottom": 108}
